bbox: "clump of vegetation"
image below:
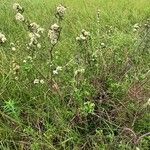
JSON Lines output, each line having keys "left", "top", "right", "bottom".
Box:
{"left": 0, "top": 0, "right": 150, "bottom": 149}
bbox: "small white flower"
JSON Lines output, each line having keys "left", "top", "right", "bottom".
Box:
{"left": 37, "top": 43, "right": 41, "bottom": 49}
{"left": 15, "top": 76, "right": 19, "bottom": 80}
{"left": 29, "top": 22, "right": 40, "bottom": 32}
{"left": 10, "top": 42, "right": 15, "bottom": 46}
{"left": 29, "top": 32, "right": 34, "bottom": 38}
{"left": 51, "top": 38, "right": 58, "bottom": 45}
{"left": 53, "top": 70, "right": 58, "bottom": 75}
{"left": 29, "top": 32, "right": 40, "bottom": 38}
{"left": 34, "top": 79, "right": 39, "bottom": 84}
{"left": 76, "top": 37, "right": 80, "bottom": 41}
{"left": 76, "top": 29, "right": 90, "bottom": 42}
{"left": 27, "top": 56, "right": 32, "bottom": 60}
{"left": 133, "top": 28, "right": 137, "bottom": 32}
{"left": 14, "top": 65, "right": 20, "bottom": 71}
{"left": 27, "top": 46, "right": 30, "bottom": 50}
{"left": 80, "top": 68, "right": 85, "bottom": 73}
{"left": 133, "top": 23, "right": 140, "bottom": 29}
{"left": 53, "top": 66, "right": 62, "bottom": 75}
{"left": 29, "top": 38, "right": 38, "bottom": 47}
{"left": 84, "top": 31, "right": 90, "bottom": 37}
{"left": 80, "top": 34, "right": 86, "bottom": 40}
{"left": 12, "top": 47, "right": 16, "bottom": 51}
{"left": 101, "top": 43, "right": 105, "bottom": 46}
{"left": 56, "top": 66, "right": 62, "bottom": 71}
{"left": 13, "top": 3, "right": 23, "bottom": 12}
{"left": 40, "top": 79, "right": 45, "bottom": 84}
{"left": 48, "top": 30, "right": 56, "bottom": 38}
{"left": 35, "top": 33, "right": 41, "bottom": 38}
{"left": 28, "top": 33, "right": 39, "bottom": 47}
{"left": 37, "top": 27, "right": 45, "bottom": 34}
{"left": 51, "top": 23, "right": 60, "bottom": 31}
{"left": 15, "top": 13, "right": 24, "bottom": 21}
{"left": 82, "top": 29, "right": 90, "bottom": 37}
{"left": 13, "top": 3, "right": 20, "bottom": 10}
{"left": 30, "top": 22, "right": 39, "bottom": 28}
{"left": 133, "top": 23, "right": 140, "bottom": 32}
{"left": 23, "top": 60, "right": 27, "bottom": 63}
{"left": 0, "top": 32, "right": 7, "bottom": 43}
{"left": 29, "top": 41, "right": 33, "bottom": 47}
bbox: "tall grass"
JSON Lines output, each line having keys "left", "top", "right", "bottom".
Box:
{"left": 0, "top": 0, "right": 150, "bottom": 149}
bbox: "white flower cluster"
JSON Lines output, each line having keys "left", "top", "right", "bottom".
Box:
{"left": 13, "top": 3, "right": 24, "bottom": 22}
{"left": 13, "top": 3, "right": 23, "bottom": 13}
{"left": 0, "top": 32, "right": 7, "bottom": 44}
{"left": 56, "top": 4, "right": 66, "bottom": 18}
{"left": 13, "top": 4, "right": 44, "bottom": 48}
{"left": 29, "top": 33, "right": 38, "bottom": 46}
{"left": 53, "top": 66, "right": 62, "bottom": 75}
{"left": 48, "top": 23, "right": 60, "bottom": 45}
{"left": 28, "top": 23, "right": 44, "bottom": 48}
{"left": 15, "top": 13, "right": 24, "bottom": 22}
{"left": 76, "top": 29, "right": 90, "bottom": 42}
{"left": 28, "top": 32, "right": 41, "bottom": 48}
{"left": 34, "top": 79, "right": 45, "bottom": 84}
{"left": 29, "top": 22, "right": 44, "bottom": 34}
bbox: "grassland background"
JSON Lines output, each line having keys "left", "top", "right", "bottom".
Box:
{"left": 0, "top": 0, "right": 150, "bottom": 150}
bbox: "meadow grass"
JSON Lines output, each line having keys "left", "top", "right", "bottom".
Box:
{"left": 0, "top": 0, "right": 150, "bottom": 149}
